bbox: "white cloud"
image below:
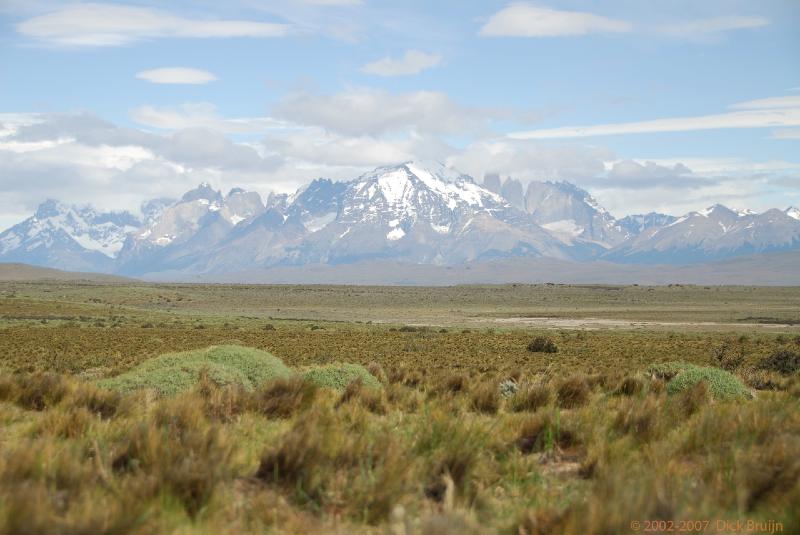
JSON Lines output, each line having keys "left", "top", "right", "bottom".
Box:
{"left": 480, "top": 4, "right": 631, "bottom": 38}
{"left": 623, "top": 157, "right": 800, "bottom": 177}
{"left": 362, "top": 50, "right": 442, "bottom": 76}
{"left": 135, "top": 67, "right": 218, "bottom": 85}
{"left": 659, "top": 15, "right": 768, "bottom": 37}
{"left": 17, "top": 3, "right": 292, "bottom": 47}
{"left": 729, "top": 95, "right": 800, "bottom": 110}
{"left": 130, "top": 103, "right": 289, "bottom": 134}
{"left": 601, "top": 160, "right": 705, "bottom": 189}
{"left": 2, "top": 110, "right": 799, "bottom": 228}
{"left": 588, "top": 157, "right": 800, "bottom": 215}
{"left": 510, "top": 95, "right": 800, "bottom": 139}
{"left": 0, "top": 112, "right": 291, "bottom": 224}
{"left": 273, "top": 88, "right": 500, "bottom": 136}
{"left": 450, "top": 138, "right": 611, "bottom": 182}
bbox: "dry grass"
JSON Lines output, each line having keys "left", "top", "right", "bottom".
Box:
{"left": 0, "top": 282, "right": 798, "bottom": 533}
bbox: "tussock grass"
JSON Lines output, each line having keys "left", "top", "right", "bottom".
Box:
{"left": 556, "top": 375, "right": 590, "bottom": 409}
{"left": 1, "top": 282, "right": 799, "bottom": 533}
{"left": 508, "top": 382, "right": 552, "bottom": 412}
{"left": 469, "top": 381, "right": 500, "bottom": 414}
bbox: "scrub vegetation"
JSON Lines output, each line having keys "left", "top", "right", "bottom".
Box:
{"left": 0, "top": 280, "right": 798, "bottom": 533}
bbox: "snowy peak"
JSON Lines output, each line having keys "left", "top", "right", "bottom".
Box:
{"left": 222, "top": 189, "right": 264, "bottom": 226}
{"left": 696, "top": 204, "right": 745, "bottom": 219}
{"left": 523, "top": 180, "right": 627, "bottom": 247}
{"left": 606, "top": 203, "right": 800, "bottom": 264}
{"left": 34, "top": 199, "right": 66, "bottom": 219}
{"left": 339, "top": 161, "right": 506, "bottom": 231}
{"left": 0, "top": 199, "right": 140, "bottom": 272}
{"left": 130, "top": 183, "right": 264, "bottom": 249}
{"left": 618, "top": 213, "right": 677, "bottom": 235}
{"left": 3, "top": 163, "right": 800, "bottom": 275}
{"left": 181, "top": 182, "right": 223, "bottom": 204}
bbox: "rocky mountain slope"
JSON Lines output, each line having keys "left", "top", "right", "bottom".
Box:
{"left": 2, "top": 162, "right": 799, "bottom": 277}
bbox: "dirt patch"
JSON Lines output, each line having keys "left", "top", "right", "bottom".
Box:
{"left": 488, "top": 316, "right": 798, "bottom": 331}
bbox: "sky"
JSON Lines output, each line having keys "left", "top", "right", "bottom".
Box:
{"left": 1, "top": 0, "right": 799, "bottom": 229}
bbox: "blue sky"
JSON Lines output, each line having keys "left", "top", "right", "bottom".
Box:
{"left": 1, "top": 0, "right": 799, "bottom": 228}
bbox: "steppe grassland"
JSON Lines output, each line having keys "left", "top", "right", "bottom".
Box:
{"left": 0, "top": 281, "right": 798, "bottom": 533}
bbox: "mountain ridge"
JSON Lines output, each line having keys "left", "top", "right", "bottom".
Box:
{"left": 2, "top": 161, "right": 799, "bottom": 278}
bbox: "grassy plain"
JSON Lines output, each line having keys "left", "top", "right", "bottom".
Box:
{"left": 0, "top": 281, "right": 798, "bottom": 533}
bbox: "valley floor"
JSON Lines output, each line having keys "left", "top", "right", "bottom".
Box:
{"left": 0, "top": 281, "right": 798, "bottom": 533}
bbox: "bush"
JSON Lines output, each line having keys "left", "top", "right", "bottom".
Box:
{"left": 556, "top": 376, "right": 590, "bottom": 409}
{"left": 516, "top": 412, "right": 577, "bottom": 454}
{"left": 366, "top": 361, "right": 387, "bottom": 383}
{"left": 614, "top": 376, "right": 644, "bottom": 397}
{"left": 111, "top": 397, "right": 234, "bottom": 517}
{"left": 14, "top": 372, "right": 71, "bottom": 411}
{"left": 254, "top": 376, "right": 317, "bottom": 419}
{"left": 674, "top": 380, "right": 710, "bottom": 417}
{"left": 647, "top": 361, "right": 695, "bottom": 381}
{"left": 739, "top": 368, "right": 788, "bottom": 391}
{"left": 527, "top": 337, "right": 558, "bottom": 353}
{"left": 437, "top": 373, "right": 468, "bottom": 394}
{"left": 302, "top": 363, "right": 381, "bottom": 390}
{"left": 336, "top": 379, "right": 387, "bottom": 415}
{"left": 509, "top": 383, "right": 552, "bottom": 412}
{"left": 255, "top": 408, "right": 408, "bottom": 523}
{"left": 757, "top": 350, "right": 800, "bottom": 376}
{"left": 666, "top": 365, "right": 751, "bottom": 401}
{"left": 97, "top": 345, "right": 293, "bottom": 396}
{"left": 613, "top": 396, "right": 659, "bottom": 442}
{"left": 469, "top": 381, "right": 500, "bottom": 414}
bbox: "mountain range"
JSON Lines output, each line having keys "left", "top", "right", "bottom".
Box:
{"left": 1, "top": 161, "right": 799, "bottom": 281}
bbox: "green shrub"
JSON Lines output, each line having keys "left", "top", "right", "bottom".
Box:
{"left": 666, "top": 366, "right": 751, "bottom": 401}
{"left": 97, "top": 345, "right": 292, "bottom": 396}
{"left": 302, "top": 363, "right": 381, "bottom": 390}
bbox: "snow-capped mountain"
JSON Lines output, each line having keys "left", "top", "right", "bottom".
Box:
{"left": 116, "top": 183, "right": 265, "bottom": 274}
{"left": 0, "top": 200, "right": 140, "bottom": 272}
{"left": 521, "top": 180, "right": 629, "bottom": 248}
{"left": 605, "top": 204, "right": 800, "bottom": 264}
{"left": 618, "top": 212, "right": 678, "bottom": 235}
{"left": 286, "top": 162, "right": 565, "bottom": 266}
{"left": 2, "top": 163, "right": 800, "bottom": 277}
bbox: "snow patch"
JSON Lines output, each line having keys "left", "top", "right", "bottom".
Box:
{"left": 155, "top": 234, "right": 175, "bottom": 246}
{"left": 305, "top": 212, "right": 337, "bottom": 232}
{"left": 542, "top": 219, "right": 585, "bottom": 244}
{"left": 386, "top": 227, "right": 405, "bottom": 241}
{"left": 543, "top": 219, "right": 583, "bottom": 237}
